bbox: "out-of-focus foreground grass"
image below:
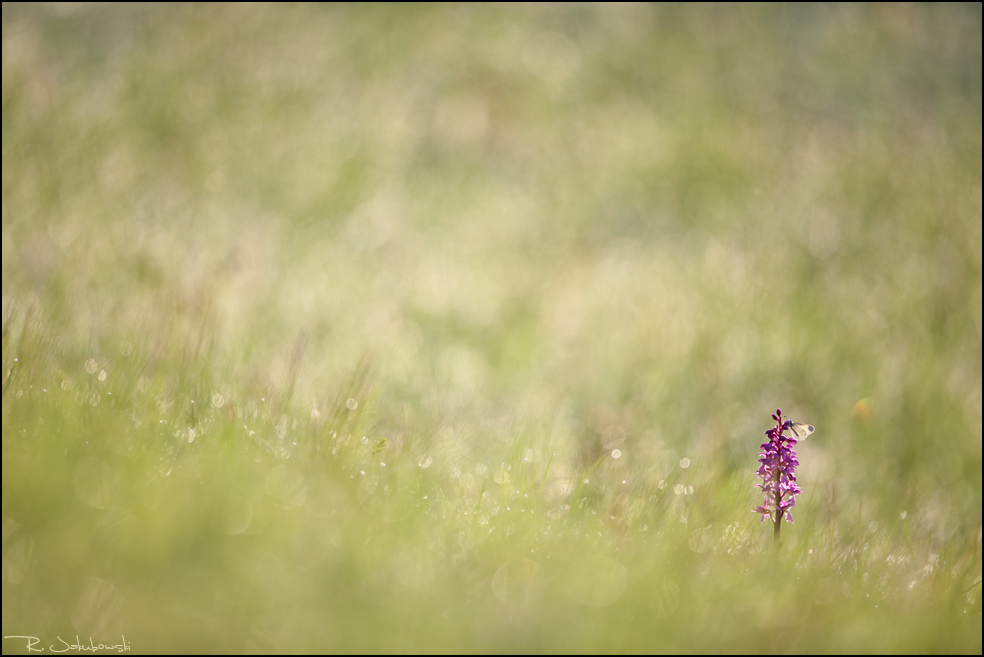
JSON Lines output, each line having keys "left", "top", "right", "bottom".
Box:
{"left": 2, "top": 4, "right": 981, "bottom": 653}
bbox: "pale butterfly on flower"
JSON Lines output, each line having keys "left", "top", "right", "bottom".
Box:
{"left": 785, "top": 421, "right": 815, "bottom": 441}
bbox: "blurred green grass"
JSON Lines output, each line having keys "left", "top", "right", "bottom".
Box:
{"left": 2, "top": 3, "right": 981, "bottom": 653}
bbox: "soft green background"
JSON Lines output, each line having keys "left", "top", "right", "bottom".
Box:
{"left": 2, "top": 3, "right": 981, "bottom": 653}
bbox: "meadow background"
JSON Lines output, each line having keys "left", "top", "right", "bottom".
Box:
{"left": 2, "top": 3, "right": 981, "bottom": 653}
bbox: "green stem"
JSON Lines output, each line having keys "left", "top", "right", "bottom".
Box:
{"left": 773, "top": 487, "right": 783, "bottom": 544}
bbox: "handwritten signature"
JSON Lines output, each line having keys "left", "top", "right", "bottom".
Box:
{"left": 4, "top": 635, "right": 130, "bottom": 653}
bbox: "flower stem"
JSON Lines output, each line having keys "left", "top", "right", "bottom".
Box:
{"left": 773, "top": 489, "right": 782, "bottom": 544}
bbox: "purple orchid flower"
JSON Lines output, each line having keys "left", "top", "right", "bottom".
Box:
{"left": 753, "top": 408, "right": 810, "bottom": 543}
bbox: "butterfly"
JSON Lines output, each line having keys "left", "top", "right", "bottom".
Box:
{"left": 785, "top": 421, "right": 815, "bottom": 441}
